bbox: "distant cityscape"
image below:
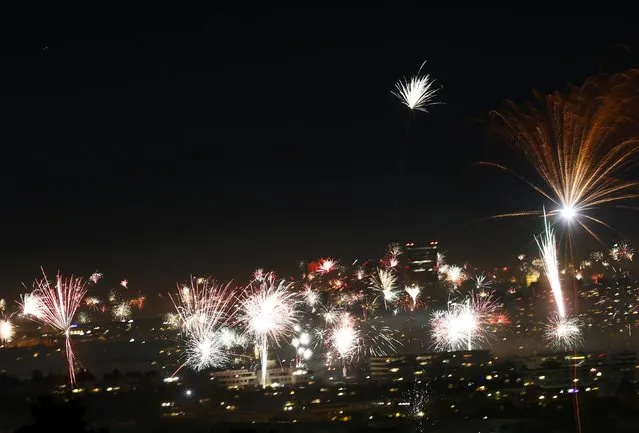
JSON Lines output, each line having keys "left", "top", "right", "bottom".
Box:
{"left": 2, "top": 240, "right": 639, "bottom": 432}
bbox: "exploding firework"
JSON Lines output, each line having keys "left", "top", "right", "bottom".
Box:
{"left": 472, "top": 274, "right": 492, "bottom": 291}
{"left": 24, "top": 271, "right": 87, "bottom": 385}
{"left": 384, "top": 242, "right": 403, "bottom": 268}
{"left": 544, "top": 314, "right": 583, "bottom": 351}
{"left": 237, "top": 273, "right": 299, "bottom": 388}
{"left": 392, "top": 61, "right": 440, "bottom": 112}
{"left": 120, "top": 279, "right": 128, "bottom": 289}
{"left": 610, "top": 242, "right": 634, "bottom": 262}
{"left": 316, "top": 258, "right": 338, "bottom": 275}
{"left": 440, "top": 264, "right": 465, "bottom": 289}
{"left": 430, "top": 292, "right": 497, "bottom": 351}
{"left": 89, "top": 272, "right": 103, "bottom": 284}
{"left": 328, "top": 313, "right": 359, "bottom": 374}
{"left": 113, "top": 302, "right": 132, "bottom": 321}
{"left": 370, "top": 268, "right": 398, "bottom": 309}
{"left": 291, "top": 327, "right": 313, "bottom": 367}
{"left": 130, "top": 295, "right": 146, "bottom": 310}
{"left": 219, "top": 327, "right": 247, "bottom": 350}
{"left": 0, "top": 299, "right": 5, "bottom": 312}
{"left": 326, "top": 312, "right": 398, "bottom": 376}
{"left": 0, "top": 317, "right": 15, "bottom": 343}
{"left": 84, "top": 296, "right": 101, "bottom": 312}
{"left": 301, "top": 285, "right": 319, "bottom": 312}
{"left": 405, "top": 284, "right": 421, "bottom": 311}
{"left": 77, "top": 311, "right": 91, "bottom": 324}
{"left": 489, "top": 70, "right": 639, "bottom": 237}
{"left": 170, "top": 277, "right": 236, "bottom": 372}
{"left": 163, "top": 312, "right": 179, "bottom": 328}
{"left": 20, "top": 292, "right": 43, "bottom": 318}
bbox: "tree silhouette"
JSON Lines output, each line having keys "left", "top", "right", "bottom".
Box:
{"left": 14, "top": 396, "right": 107, "bottom": 433}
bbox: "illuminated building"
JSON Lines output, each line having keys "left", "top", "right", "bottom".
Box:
{"left": 403, "top": 241, "right": 438, "bottom": 286}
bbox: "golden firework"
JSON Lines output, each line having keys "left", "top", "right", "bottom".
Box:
{"left": 487, "top": 70, "right": 639, "bottom": 237}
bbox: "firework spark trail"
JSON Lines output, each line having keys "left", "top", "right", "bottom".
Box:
{"left": 237, "top": 273, "right": 299, "bottom": 388}
{"left": 170, "top": 277, "right": 236, "bottom": 372}
{"left": 488, "top": 70, "right": 639, "bottom": 235}
{"left": 25, "top": 271, "right": 87, "bottom": 386}
{"left": 535, "top": 215, "right": 566, "bottom": 319}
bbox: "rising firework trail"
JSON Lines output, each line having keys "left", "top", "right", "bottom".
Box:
{"left": 535, "top": 214, "right": 566, "bottom": 319}
{"left": 486, "top": 70, "right": 639, "bottom": 238}
{"left": 23, "top": 270, "right": 87, "bottom": 386}
{"left": 535, "top": 214, "right": 583, "bottom": 350}
{"left": 237, "top": 273, "right": 299, "bottom": 388}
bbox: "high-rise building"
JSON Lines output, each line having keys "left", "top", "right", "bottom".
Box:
{"left": 403, "top": 241, "right": 438, "bottom": 286}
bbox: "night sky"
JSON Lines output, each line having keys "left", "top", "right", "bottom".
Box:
{"left": 0, "top": 6, "right": 637, "bottom": 300}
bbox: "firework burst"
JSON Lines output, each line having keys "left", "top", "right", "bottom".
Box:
{"left": 370, "top": 268, "right": 398, "bottom": 309}
{"left": 112, "top": 301, "right": 132, "bottom": 321}
{"left": 237, "top": 273, "right": 299, "bottom": 388}
{"left": 0, "top": 316, "right": 15, "bottom": 343}
{"left": 89, "top": 271, "right": 103, "bottom": 284}
{"left": 20, "top": 292, "right": 43, "bottom": 318}
{"left": 170, "top": 277, "right": 236, "bottom": 372}
{"left": 326, "top": 312, "right": 398, "bottom": 376}
{"left": 472, "top": 274, "right": 492, "bottom": 291}
{"left": 405, "top": 284, "right": 421, "bottom": 311}
{"left": 488, "top": 70, "right": 639, "bottom": 237}
{"left": 392, "top": 61, "right": 440, "bottom": 112}
{"left": 84, "top": 296, "right": 101, "bottom": 312}
{"left": 430, "top": 292, "right": 497, "bottom": 351}
{"left": 610, "top": 242, "right": 634, "bottom": 262}
{"left": 544, "top": 314, "right": 583, "bottom": 351}
{"left": 24, "top": 271, "right": 87, "bottom": 385}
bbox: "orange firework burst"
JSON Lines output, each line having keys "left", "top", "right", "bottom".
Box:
{"left": 486, "top": 70, "right": 639, "bottom": 238}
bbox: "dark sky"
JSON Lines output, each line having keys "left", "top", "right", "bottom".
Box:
{"left": 0, "top": 6, "right": 637, "bottom": 299}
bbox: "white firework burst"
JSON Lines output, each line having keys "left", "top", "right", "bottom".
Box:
{"left": 370, "top": 268, "right": 399, "bottom": 309}
{"left": 544, "top": 314, "right": 583, "bottom": 351}
{"left": 170, "top": 277, "right": 236, "bottom": 372}
{"left": 237, "top": 273, "right": 299, "bottom": 388}
{"left": 20, "top": 293, "right": 43, "bottom": 318}
{"left": 392, "top": 61, "right": 440, "bottom": 112}
{"left": 0, "top": 317, "right": 15, "bottom": 343}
